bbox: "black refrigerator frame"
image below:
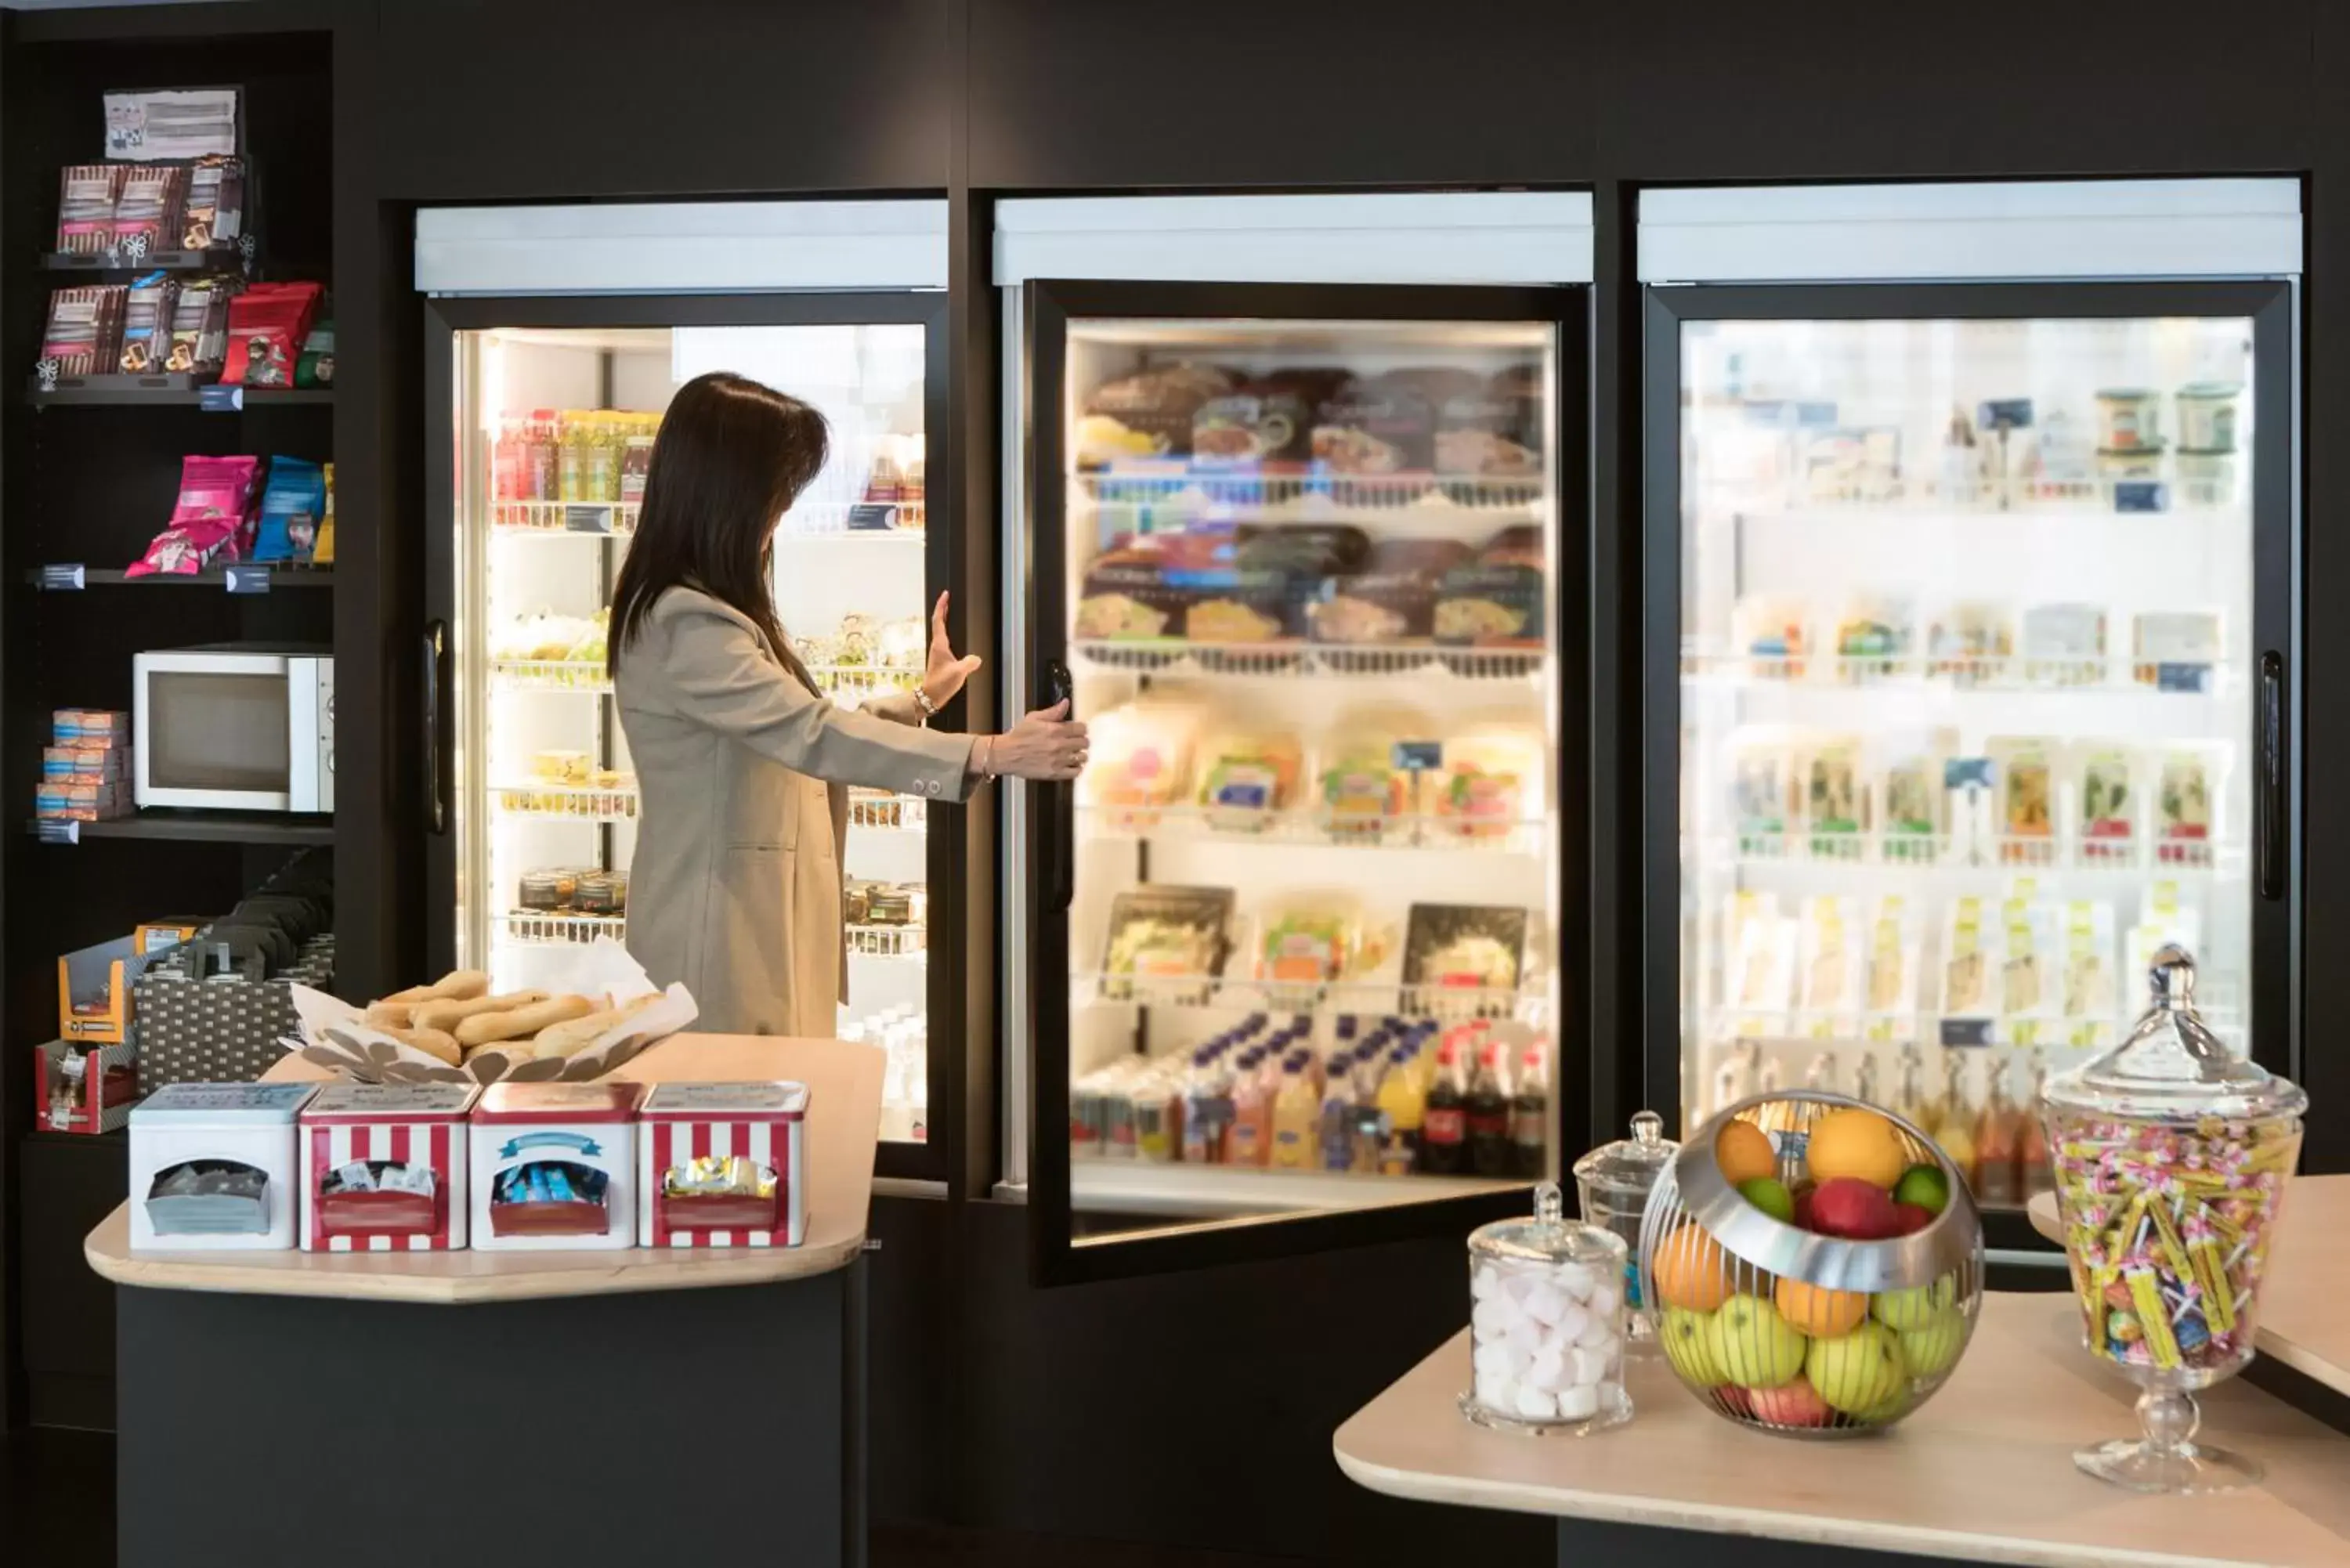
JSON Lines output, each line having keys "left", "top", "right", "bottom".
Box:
{"left": 1019, "top": 276, "right": 1593, "bottom": 1284}
{"left": 421, "top": 288, "right": 985, "bottom": 1189}
{"left": 1640, "top": 280, "right": 2301, "bottom": 1252}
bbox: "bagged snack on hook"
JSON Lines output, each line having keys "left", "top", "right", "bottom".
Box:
{"left": 222, "top": 280, "right": 323, "bottom": 386}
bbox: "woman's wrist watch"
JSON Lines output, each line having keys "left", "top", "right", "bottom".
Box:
{"left": 913, "top": 685, "right": 941, "bottom": 723}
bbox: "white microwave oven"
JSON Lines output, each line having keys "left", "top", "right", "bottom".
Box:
{"left": 132, "top": 645, "right": 334, "bottom": 813}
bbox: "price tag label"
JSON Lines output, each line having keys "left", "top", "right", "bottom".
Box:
{"left": 2156, "top": 662, "right": 2214, "bottom": 694}
{"left": 1391, "top": 740, "right": 1444, "bottom": 771}
{"left": 198, "top": 384, "right": 244, "bottom": 412}
{"left": 845, "top": 503, "right": 898, "bottom": 532}
{"left": 563, "top": 504, "right": 613, "bottom": 534}
{"left": 40, "top": 564, "right": 87, "bottom": 591}
{"left": 224, "top": 565, "right": 270, "bottom": 594}
{"left": 1938, "top": 1018, "right": 1994, "bottom": 1049}
{"left": 34, "top": 819, "right": 81, "bottom": 845}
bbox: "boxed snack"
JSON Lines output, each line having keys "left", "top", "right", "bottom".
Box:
{"left": 638, "top": 1081, "right": 810, "bottom": 1248}
{"left": 470, "top": 1080, "right": 646, "bottom": 1250}
{"left": 134, "top": 918, "right": 203, "bottom": 955}
{"left": 38, "top": 780, "right": 130, "bottom": 822}
{"left": 55, "top": 708, "right": 129, "bottom": 744}
{"left": 1086, "top": 702, "right": 1200, "bottom": 826}
{"left": 2020, "top": 602, "right": 2107, "bottom": 686}
{"left": 1799, "top": 735, "right": 1868, "bottom": 859}
{"left": 1194, "top": 728, "right": 1304, "bottom": 831}
{"left": 1313, "top": 709, "right": 1429, "bottom": 843}
{"left": 1311, "top": 537, "right": 1474, "bottom": 644}
{"left": 1925, "top": 601, "right": 2013, "bottom": 685}
{"left": 59, "top": 934, "right": 163, "bottom": 1043}
{"left": 1079, "top": 363, "right": 1235, "bottom": 464}
{"left": 1726, "top": 731, "right": 1795, "bottom": 855}
{"left": 1426, "top": 725, "right": 1542, "bottom": 841}
{"left": 2074, "top": 742, "right": 2139, "bottom": 865}
{"left": 2131, "top": 610, "right": 2222, "bottom": 691}
{"left": 1401, "top": 903, "right": 1528, "bottom": 997}
{"left": 1101, "top": 885, "right": 1233, "bottom": 1003}
{"left": 1987, "top": 737, "right": 2059, "bottom": 864}
{"left": 35, "top": 1039, "right": 140, "bottom": 1134}
{"left": 301, "top": 1082, "right": 483, "bottom": 1252}
{"left": 2153, "top": 744, "right": 2224, "bottom": 867}
{"left": 129, "top": 1082, "right": 318, "bottom": 1251}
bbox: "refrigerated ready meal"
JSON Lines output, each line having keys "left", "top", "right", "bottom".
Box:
{"left": 1078, "top": 363, "right": 1236, "bottom": 465}
{"left": 1312, "top": 371, "right": 1452, "bottom": 474}
{"left": 1311, "top": 537, "right": 1475, "bottom": 645}
{"left": 1191, "top": 372, "right": 1347, "bottom": 466}
{"left": 1075, "top": 532, "right": 1217, "bottom": 641}
{"left": 1101, "top": 886, "right": 1235, "bottom": 993}
{"left": 1434, "top": 526, "right": 1546, "bottom": 647}
{"left": 1427, "top": 726, "right": 1542, "bottom": 840}
{"left": 1255, "top": 895, "right": 1362, "bottom": 987}
{"left": 1314, "top": 709, "right": 1430, "bottom": 841}
{"left": 1194, "top": 729, "right": 1304, "bottom": 829}
{"left": 1403, "top": 903, "right": 1529, "bottom": 994}
{"left": 1434, "top": 363, "right": 1544, "bottom": 476}
{"left": 1086, "top": 703, "right": 1201, "bottom": 823}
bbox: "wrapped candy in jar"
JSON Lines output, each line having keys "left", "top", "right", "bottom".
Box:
{"left": 1571, "top": 1109, "right": 1678, "bottom": 1347}
{"left": 1462, "top": 1182, "right": 1632, "bottom": 1435}
{"left": 2042, "top": 945, "right": 2305, "bottom": 1495}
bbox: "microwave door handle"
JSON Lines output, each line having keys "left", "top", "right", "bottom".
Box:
{"left": 424, "top": 620, "right": 450, "bottom": 836}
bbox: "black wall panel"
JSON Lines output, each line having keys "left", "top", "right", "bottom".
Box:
{"left": 967, "top": 0, "right": 1593, "bottom": 190}
{"left": 367, "top": 0, "right": 956, "bottom": 201}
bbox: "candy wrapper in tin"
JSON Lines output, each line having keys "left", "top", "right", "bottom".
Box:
{"left": 664, "top": 1155, "right": 778, "bottom": 1199}
{"left": 284, "top": 941, "right": 696, "bottom": 1086}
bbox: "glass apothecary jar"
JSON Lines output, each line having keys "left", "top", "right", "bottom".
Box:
{"left": 1572, "top": 1110, "right": 1678, "bottom": 1345}
{"left": 2043, "top": 945, "right": 2306, "bottom": 1494}
{"left": 1462, "top": 1183, "right": 1631, "bottom": 1436}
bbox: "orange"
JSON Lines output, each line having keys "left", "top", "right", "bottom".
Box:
{"left": 1774, "top": 1277, "right": 1870, "bottom": 1337}
{"left": 1651, "top": 1223, "right": 1734, "bottom": 1313}
{"left": 1804, "top": 1106, "right": 1910, "bottom": 1190}
{"left": 1715, "top": 1118, "right": 1778, "bottom": 1187}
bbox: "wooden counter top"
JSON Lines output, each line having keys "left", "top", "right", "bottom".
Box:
{"left": 85, "top": 1033, "right": 880, "bottom": 1305}
{"left": 2029, "top": 1174, "right": 2350, "bottom": 1399}
{"left": 1336, "top": 1293, "right": 2350, "bottom": 1568}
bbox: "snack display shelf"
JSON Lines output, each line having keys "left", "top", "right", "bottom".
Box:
{"left": 24, "top": 565, "right": 334, "bottom": 589}
{"left": 779, "top": 500, "right": 926, "bottom": 537}
{"left": 847, "top": 790, "right": 927, "bottom": 833}
{"left": 805, "top": 663, "right": 920, "bottom": 701}
{"left": 27, "top": 382, "right": 334, "bottom": 408}
{"left": 493, "top": 782, "right": 638, "bottom": 821}
{"left": 1071, "top": 973, "right": 1543, "bottom": 1026}
{"left": 494, "top": 912, "right": 626, "bottom": 946}
{"left": 1681, "top": 654, "right": 2231, "bottom": 693}
{"left": 1069, "top": 1158, "right": 1526, "bottom": 1219}
{"left": 1690, "top": 491, "right": 2240, "bottom": 521}
{"left": 845, "top": 923, "right": 924, "bottom": 959}
{"left": 1071, "top": 639, "right": 1542, "bottom": 681}
{"left": 488, "top": 659, "right": 609, "bottom": 693}
{"left": 1687, "top": 833, "right": 2234, "bottom": 875}
{"left": 1695, "top": 1007, "right": 2249, "bottom": 1059}
{"left": 1074, "top": 469, "right": 1542, "bottom": 512}
{"left": 488, "top": 499, "right": 641, "bottom": 535}
{"left": 1078, "top": 804, "right": 1544, "bottom": 855}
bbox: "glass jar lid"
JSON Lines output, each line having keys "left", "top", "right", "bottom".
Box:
{"left": 2044, "top": 945, "right": 2307, "bottom": 1124}
{"left": 1571, "top": 1109, "right": 1678, "bottom": 1199}
{"left": 1469, "top": 1182, "right": 1628, "bottom": 1268}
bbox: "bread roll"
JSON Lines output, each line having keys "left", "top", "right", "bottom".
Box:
{"left": 456, "top": 994, "right": 595, "bottom": 1048}
{"left": 384, "top": 1026, "right": 461, "bottom": 1067}
{"left": 530, "top": 992, "right": 663, "bottom": 1060}
{"left": 412, "top": 989, "right": 549, "bottom": 1036}
{"left": 365, "top": 1001, "right": 419, "bottom": 1029}
{"left": 383, "top": 969, "right": 490, "bottom": 1006}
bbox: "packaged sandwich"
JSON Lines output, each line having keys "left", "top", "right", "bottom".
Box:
{"left": 1195, "top": 729, "right": 1304, "bottom": 831}
{"left": 1314, "top": 710, "right": 1429, "bottom": 843}
{"left": 1987, "top": 737, "right": 2058, "bottom": 864}
{"left": 1925, "top": 601, "right": 2013, "bottom": 685}
{"left": 2074, "top": 742, "right": 2138, "bottom": 865}
{"left": 2059, "top": 901, "right": 2117, "bottom": 1046}
{"left": 1940, "top": 897, "right": 1993, "bottom": 1022}
{"left": 1255, "top": 895, "right": 1361, "bottom": 988}
{"left": 2153, "top": 744, "right": 2222, "bottom": 867}
{"left": 1799, "top": 896, "right": 1866, "bottom": 1027}
{"left": 1427, "top": 725, "right": 1542, "bottom": 841}
{"left": 2019, "top": 602, "right": 2107, "bottom": 687}
{"left": 1727, "top": 731, "right": 1795, "bottom": 855}
{"left": 1799, "top": 735, "right": 1867, "bottom": 860}
{"left": 1086, "top": 703, "right": 1201, "bottom": 826}
{"left": 1864, "top": 897, "right": 1919, "bottom": 1021}
{"left": 1875, "top": 730, "right": 1954, "bottom": 864}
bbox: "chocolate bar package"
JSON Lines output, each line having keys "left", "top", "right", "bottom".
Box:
{"left": 181, "top": 154, "right": 244, "bottom": 249}
{"left": 39, "top": 285, "right": 125, "bottom": 378}
{"left": 56, "top": 164, "right": 124, "bottom": 255}
{"left": 119, "top": 274, "right": 179, "bottom": 373}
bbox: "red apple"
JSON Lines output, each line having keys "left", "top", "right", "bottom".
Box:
{"left": 1810, "top": 1176, "right": 1901, "bottom": 1240}
{"left": 1791, "top": 1183, "right": 1818, "bottom": 1232}
{"left": 1748, "top": 1377, "right": 1834, "bottom": 1428}
{"left": 1716, "top": 1385, "right": 1753, "bottom": 1418}
{"left": 1893, "top": 1201, "right": 1936, "bottom": 1235}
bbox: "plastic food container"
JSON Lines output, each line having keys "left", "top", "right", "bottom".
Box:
{"left": 2174, "top": 382, "right": 2242, "bottom": 453}
{"left": 638, "top": 1081, "right": 811, "bottom": 1248}
{"left": 470, "top": 1081, "right": 645, "bottom": 1250}
{"left": 129, "top": 1082, "right": 318, "bottom": 1251}
{"left": 301, "top": 1082, "right": 482, "bottom": 1252}
{"left": 1463, "top": 1182, "right": 1632, "bottom": 1435}
{"left": 2043, "top": 945, "right": 2305, "bottom": 1494}
{"left": 1639, "top": 1092, "right": 1984, "bottom": 1436}
{"left": 2096, "top": 388, "right": 2163, "bottom": 453}
{"left": 2175, "top": 450, "right": 2236, "bottom": 509}
{"left": 1572, "top": 1110, "right": 1679, "bottom": 1345}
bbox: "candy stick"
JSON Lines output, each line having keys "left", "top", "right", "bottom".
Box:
{"left": 2148, "top": 1202, "right": 2195, "bottom": 1283}
{"left": 2128, "top": 1269, "right": 2182, "bottom": 1369}
{"left": 2193, "top": 1239, "right": 2236, "bottom": 1335}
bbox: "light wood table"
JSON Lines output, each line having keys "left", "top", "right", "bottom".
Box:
{"left": 86, "top": 1031, "right": 880, "bottom": 1303}
{"left": 1336, "top": 1292, "right": 2350, "bottom": 1568}
{"left": 2029, "top": 1175, "right": 2350, "bottom": 1399}
{"left": 92, "top": 1033, "right": 882, "bottom": 1568}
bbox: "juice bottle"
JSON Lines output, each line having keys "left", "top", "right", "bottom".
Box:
{"left": 1271, "top": 1051, "right": 1318, "bottom": 1169}
{"left": 1891, "top": 1043, "right": 1932, "bottom": 1130}
{"left": 1466, "top": 1040, "right": 1512, "bottom": 1176}
{"left": 1180, "top": 1046, "right": 1232, "bottom": 1165}
{"left": 526, "top": 410, "right": 559, "bottom": 501}
{"left": 1375, "top": 1043, "right": 1424, "bottom": 1176}
{"left": 1227, "top": 1048, "right": 1272, "bottom": 1167}
{"left": 1509, "top": 1043, "right": 1549, "bottom": 1178}
{"left": 2018, "top": 1050, "right": 2054, "bottom": 1200}
{"left": 1350, "top": 1050, "right": 1390, "bottom": 1172}
{"left": 1933, "top": 1052, "right": 1979, "bottom": 1187}
{"left": 557, "top": 410, "right": 589, "bottom": 502}
{"left": 1420, "top": 1040, "right": 1469, "bottom": 1174}
{"left": 492, "top": 415, "right": 523, "bottom": 511}
{"left": 1318, "top": 1050, "right": 1357, "bottom": 1171}
{"left": 1971, "top": 1051, "right": 2023, "bottom": 1206}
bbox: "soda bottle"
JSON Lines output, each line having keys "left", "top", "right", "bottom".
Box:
{"left": 1270, "top": 1051, "right": 1318, "bottom": 1169}
{"left": 1509, "top": 1042, "right": 1549, "bottom": 1178}
{"left": 1180, "top": 1046, "right": 1231, "bottom": 1165}
{"left": 1420, "top": 1040, "right": 1469, "bottom": 1174}
{"left": 1466, "top": 1041, "right": 1512, "bottom": 1176}
{"left": 1318, "top": 1049, "right": 1357, "bottom": 1171}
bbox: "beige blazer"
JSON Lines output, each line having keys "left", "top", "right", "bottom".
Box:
{"left": 614, "top": 586, "right": 974, "bottom": 1037}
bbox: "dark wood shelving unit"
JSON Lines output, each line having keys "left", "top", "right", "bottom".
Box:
{"left": 27, "top": 385, "right": 331, "bottom": 408}
{"left": 24, "top": 565, "right": 332, "bottom": 589}
{"left": 38, "top": 246, "right": 245, "bottom": 273}
{"left": 25, "top": 810, "right": 334, "bottom": 847}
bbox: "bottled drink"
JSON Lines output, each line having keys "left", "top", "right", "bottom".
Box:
{"left": 1932, "top": 1052, "right": 1978, "bottom": 1187}
{"left": 1227, "top": 1048, "right": 1273, "bottom": 1167}
{"left": 1350, "top": 1052, "right": 1390, "bottom": 1172}
{"left": 1466, "top": 1041, "right": 1512, "bottom": 1176}
{"left": 1509, "top": 1043, "right": 1549, "bottom": 1178}
{"left": 2018, "top": 1050, "right": 2054, "bottom": 1200}
{"left": 1891, "top": 1043, "right": 1932, "bottom": 1130}
{"left": 1420, "top": 1040, "right": 1469, "bottom": 1174}
{"left": 1318, "top": 1050, "right": 1357, "bottom": 1171}
{"left": 1374, "top": 1043, "right": 1423, "bottom": 1176}
{"left": 1853, "top": 1050, "right": 1882, "bottom": 1107}
{"left": 1180, "top": 1046, "right": 1231, "bottom": 1165}
{"left": 1972, "top": 1051, "right": 2024, "bottom": 1206}
{"left": 1270, "top": 1051, "right": 1318, "bottom": 1170}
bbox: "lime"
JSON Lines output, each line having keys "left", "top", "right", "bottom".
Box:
{"left": 1738, "top": 1175, "right": 1796, "bottom": 1223}
{"left": 1893, "top": 1162, "right": 1950, "bottom": 1216}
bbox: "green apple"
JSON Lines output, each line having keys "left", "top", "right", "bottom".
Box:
{"left": 1897, "top": 1304, "right": 1969, "bottom": 1379}
{"left": 1871, "top": 1273, "right": 1958, "bottom": 1331}
{"left": 1893, "top": 1162, "right": 1950, "bottom": 1216}
{"left": 1807, "top": 1323, "right": 1907, "bottom": 1415}
{"left": 1707, "top": 1292, "right": 1808, "bottom": 1389}
{"left": 1659, "top": 1306, "right": 1726, "bottom": 1386}
{"left": 1737, "top": 1175, "right": 1795, "bottom": 1223}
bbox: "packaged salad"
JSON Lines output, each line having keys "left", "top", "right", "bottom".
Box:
{"left": 1313, "top": 709, "right": 1430, "bottom": 844}
{"left": 1427, "top": 725, "right": 1542, "bottom": 841}
{"left": 1195, "top": 730, "right": 1304, "bottom": 832}
{"left": 1086, "top": 703, "right": 1202, "bottom": 826}
{"left": 1255, "top": 895, "right": 1361, "bottom": 988}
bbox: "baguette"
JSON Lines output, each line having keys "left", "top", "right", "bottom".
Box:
{"left": 383, "top": 1025, "right": 461, "bottom": 1067}
{"left": 456, "top": 993, "right": 595, "bottom": 1048}
{"left": 382, "top": 969, "right": 490, "bottom": 1006}
{"left": 412, "top": 989, "right": 549, "bottom": 1037}
{"left": 530, "top": 992, "right": 664, "bottom": 1060}
{"left": 365, "top": 1000, "right": 420, "bottom": 1029}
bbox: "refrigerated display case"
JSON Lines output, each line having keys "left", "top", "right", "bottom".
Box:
{"left": 418, "top": 209, "right": 978, "bottom": 1185}
{"left": 1010, "top": 276, "right": 1589, "bottom": 1277}
{"left": 1639, "top": 186, "right": 2300, "bottom": 1249}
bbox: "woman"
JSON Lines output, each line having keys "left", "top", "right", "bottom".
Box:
{"left": 609, "top": 371, "right": 1085, "bottom": 1037}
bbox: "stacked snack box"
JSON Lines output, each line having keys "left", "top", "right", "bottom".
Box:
{"left": 638, "top": 1082, "right": 812, "bottom": 1248}
{"left": 128, "top": 1083, "right": 316, "bottom": 1251}
{"left": 301, "top": 1082, "right": 483, "bottom": 1252}
{"left": 39, "top": 709, "right": 131, "bottom": 823}
{"left": 469, "top": 1081, "right": 645, "bottom": 1251}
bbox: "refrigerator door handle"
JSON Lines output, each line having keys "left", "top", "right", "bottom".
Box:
{"left": 2258, "top": 649, "right": 2285, "bottom": 901}
{"left": 1044, "top": 659, "right": 1074, "bottom": 912}
{"left": 424, "top": 620, "right": 450, "bottom": 837}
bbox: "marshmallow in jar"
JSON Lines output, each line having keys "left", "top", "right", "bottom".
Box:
{"left": 1462, "top": 1182, "right": 1632, "bottom": 1435}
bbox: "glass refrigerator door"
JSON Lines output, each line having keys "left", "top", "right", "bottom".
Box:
{"left": 434, "top": 300, "right": 957, "bottom": 1176}
{"left": 1648, "top": 284, "right": 2294, "bottom": 1234}
{"left": 1022, "top": 281, "right": 1585, "bottom": 1276}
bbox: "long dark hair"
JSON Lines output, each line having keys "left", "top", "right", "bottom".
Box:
{"left": 608, "top": 371, "right": 829, "bottom": 687}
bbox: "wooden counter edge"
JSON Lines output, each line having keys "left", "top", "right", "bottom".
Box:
{"left": 84, "top": 1204, "right": 866, "bottom": 1303}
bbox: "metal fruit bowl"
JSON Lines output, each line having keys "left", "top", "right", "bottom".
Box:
{"left": 1636, "top": 1091, "right": 1986, "bottom": 1436}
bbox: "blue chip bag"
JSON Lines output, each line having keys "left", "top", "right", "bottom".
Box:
{"left": 251, "top": 455, "right": 325, "bottom": 563}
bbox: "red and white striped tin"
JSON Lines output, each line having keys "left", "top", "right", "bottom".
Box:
{"left": 638, "top": 1082, "right": 810, "bottom": 1249}
{"left": 300, "top": 1082, "right": 482, "bottom": 1252}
